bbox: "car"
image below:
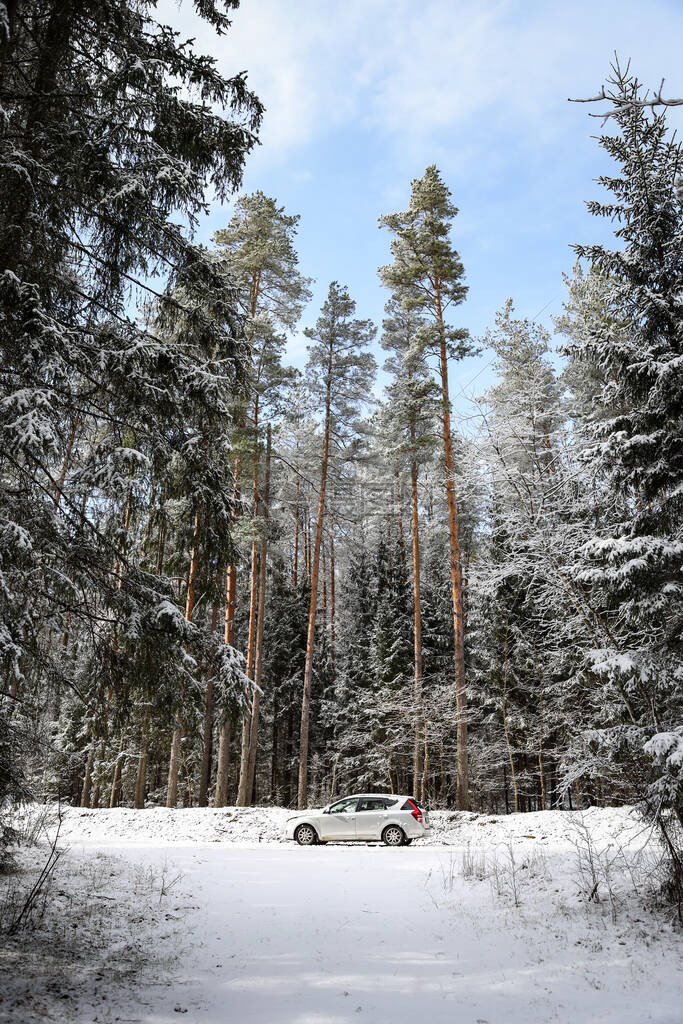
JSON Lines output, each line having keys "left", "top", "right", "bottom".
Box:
{"left": 283, "top": 793, "right": 430, "bottom": 846}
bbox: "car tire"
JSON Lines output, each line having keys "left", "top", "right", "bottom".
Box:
{"left": 382, "top": 824, "right": 406, "bottom": 847}
{"left": 404, "top": 838, "right": 413, "bottom": 845}
{"left": 294, "top": 823, "right": 318, "bottom": 846}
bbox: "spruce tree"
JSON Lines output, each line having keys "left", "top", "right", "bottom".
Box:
{"left": 0, "top": 1, "right": 260, "bottom": 814}
{"left": 563, "top": 63, "right": 683, "bottom": 832}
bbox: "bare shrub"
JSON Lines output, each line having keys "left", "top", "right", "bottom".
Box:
{"left": 0, "top": 807, "right": 65, "bottom": 935}
{"left": 459, "top": 840, "right": 550, "bottom": 907}
{"left": 566, "top": 811, "right": 671, "bottom": 923}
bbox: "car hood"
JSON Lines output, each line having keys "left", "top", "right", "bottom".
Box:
{"left": 286, "top": 809, "right": 324, "bottom": 821}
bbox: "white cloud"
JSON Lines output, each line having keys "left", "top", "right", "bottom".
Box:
{"left": 157, "top": 0, "right": 683, "bottom": 172}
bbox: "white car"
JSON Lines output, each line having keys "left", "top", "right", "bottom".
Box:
{"left": 283, "top": 793, "right": 430, "bottom": 846}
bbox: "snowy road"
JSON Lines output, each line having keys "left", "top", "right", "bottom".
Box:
{"left": 82, "top": 839, "right": 682, "bottom": 1024}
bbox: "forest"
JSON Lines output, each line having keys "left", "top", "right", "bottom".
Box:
{"left": 0, "top": 0, "right": 681, "bottom": 886}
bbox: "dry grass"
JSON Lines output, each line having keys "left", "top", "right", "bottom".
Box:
{"left": 0, "top": 824, "right": 190, "bottom": 1024}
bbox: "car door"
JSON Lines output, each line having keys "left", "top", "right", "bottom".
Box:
{"left": 320, "top": 797, "right": 358, "bottom": 840}
{"left": 354, "top": 798, "right": 388, "bottom": 839}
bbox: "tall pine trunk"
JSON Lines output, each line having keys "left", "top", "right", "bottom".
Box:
{"left": 409, "top": 431, "right": 424, "bottom": 802}
{"left": 395, "top": 470, "right": 408, "bottom": 580}
{"left": 243, "top": 425, "right": 271, "bottom": 803}
{"left": 329, "top": 530, "right": 336, "bottom": 682}
{"left": 80, "top": 742, "right": 95, "bottom": 808}
{"left": 166, "top": 505, "right": 202, "bottom": 808}
{"left": 237, "top": 401, "right": 261, "bottom": 805}
{"left": 435, "top": 281, "right": 469, "bottom": 810}
{"left": 214, "top": 561, "right": 237, "bottom": 806}
{"left": 501, "top": 615, "right": 519, "bottom": 813}
{"left": 109, "top": 735, "right": 124, "bottom": 808}
{"left": 214, "top": 449, "right": 242, "bottom": 808}
{"left": 297, "top": 347, "right": 333, "bottom": 808}
{"left": 134, "top": 704, "right": 151, "bottom": 809}
{"left": 292, "top": 474, "right": 300, "bottom": 588}
{"left": 198, "top": 586, "right": 222, "bottom": 807}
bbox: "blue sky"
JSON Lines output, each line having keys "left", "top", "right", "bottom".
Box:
{"left": 160, "top": 0, "right": 683, "bottom": 421}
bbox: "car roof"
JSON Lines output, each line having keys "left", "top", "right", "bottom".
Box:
{"left": 337, "top": 793, "right": 410, "bottom": 800}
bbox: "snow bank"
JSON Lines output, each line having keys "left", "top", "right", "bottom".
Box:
{"left": 36, "top": 802, "right": 647, "bottom": 850}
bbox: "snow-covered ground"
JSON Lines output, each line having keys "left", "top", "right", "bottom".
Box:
{"left": 39, "top": 801, "right": 658, "bottom": 851}
{"left": 2, "top": 805, "right": 682, "bottom": 1023}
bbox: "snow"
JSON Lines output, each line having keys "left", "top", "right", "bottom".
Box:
{"left": 645, "top": 727, "right": 683, "bottom": 767}
{"left": 51, "top": 802, "right": 645, "bottom": 850}
{"left": 3, "top": 805, "right": 682, "bottom": 1024}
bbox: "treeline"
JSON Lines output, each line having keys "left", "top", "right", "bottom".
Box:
{"left": 1, "top": 5, "right": 681, "bottom": 856}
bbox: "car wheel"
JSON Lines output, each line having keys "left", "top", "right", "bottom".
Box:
{"left": 295, "top": 823, "right": 318, "bottom": 846}
{"left": 382, "top": 824, "right": 405, "bottom": 847}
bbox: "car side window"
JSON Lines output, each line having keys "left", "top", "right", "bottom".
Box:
{"left": 357, "top": 798, "right": 387, "bottom": 811}
{"left": 329, "top": 798, "right": 358, "bottom": 813}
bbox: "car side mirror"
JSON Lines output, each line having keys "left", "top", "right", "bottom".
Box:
{"left": 322, "top": 805, "right": 330, "bottom": 814}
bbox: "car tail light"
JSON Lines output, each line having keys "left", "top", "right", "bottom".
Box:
{"left": 407, "top": 799, "right": 422, "bottom": 822}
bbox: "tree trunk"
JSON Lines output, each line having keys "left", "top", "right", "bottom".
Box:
{"left": 91, "top": 738, "right": 106, "bottom": 808}
{"left": 395, "top": 470, "right": 408, "bottom": 581}
{"left": 297, "top": 345, "right": 333, "bottom": 808}
{"left": 501, "top": 616, "right": 519, "bottom": 813}
{"left": 235, "top": 275, "right": 264, "bottom": 802}
{"left": 330, "top": 752, "right": 340, "bottom": 799}
{"left": 329, "top": 530, "right": 336, "bottom": 681}
{"left": 215, "top": 715, "right": 232, "bottom": 808}
{"left": 304, "top": 509, "right": 311, "bottom": 580}
{"left": 156, "top": 496, "right": 167, "bottom": 576}
{"left": 271, "top": 698, "right": 279, "bottom": 801}
{"left": 214, "top": 560, "right": 237, "bottom": 807}
{"left": 134, "top": 703, "right": 150, "bottom": 809}
{"left": 214, "top": 447, "right": 243, "bottom": 809}
{"left": 434, "top": 280, "right": 469, "bottom": 810}
{"left": 409, "top": 441, "right": 424, "bottom": 802}
{"left": 538, "top": 683, "right": 546, "bottom": 810}
{"left": 242, "top": 426, "right": 271, "bottom": 805}
{"left": 80, "top": 742, "right": 95, "bottom": 808}
{"left": 199, "top": 587, "right": 222, "bottom": 807}
{"left": 109, "top": 735, "right": 124, "bottom": 808}
{"left": 166, "top": 505, "right": 202, "bottom": 808}
{"left": 237, "top": 401, "right": 261, "bottom": 805}
{"left": 422, "top": 722, "right": 429, "bottom": 806}
{"left": 293, "top": 474, "right": 300, "bottom": 588}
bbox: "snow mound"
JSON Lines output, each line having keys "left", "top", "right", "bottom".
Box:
{"left": 38, "top": 803, "right": 647, "bottom": 850}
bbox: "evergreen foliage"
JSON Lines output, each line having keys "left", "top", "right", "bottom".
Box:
{"left": 0, "top": 0, "right": 260, "bottom": 824}
{"left": 563, "top": 63, "right": 683, "bottom": 829}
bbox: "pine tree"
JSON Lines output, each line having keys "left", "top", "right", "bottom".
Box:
{"left": 297, "top": 283, "right": 376, "bottom": 807}
{"left": 379, "top": 165, "right": 475, "bottom": 809}
{"left": 380, "top": 299, "right": 440, "bottom": 798}
{"left": 214, "top": 191, "right": 309, "bottom": 806}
